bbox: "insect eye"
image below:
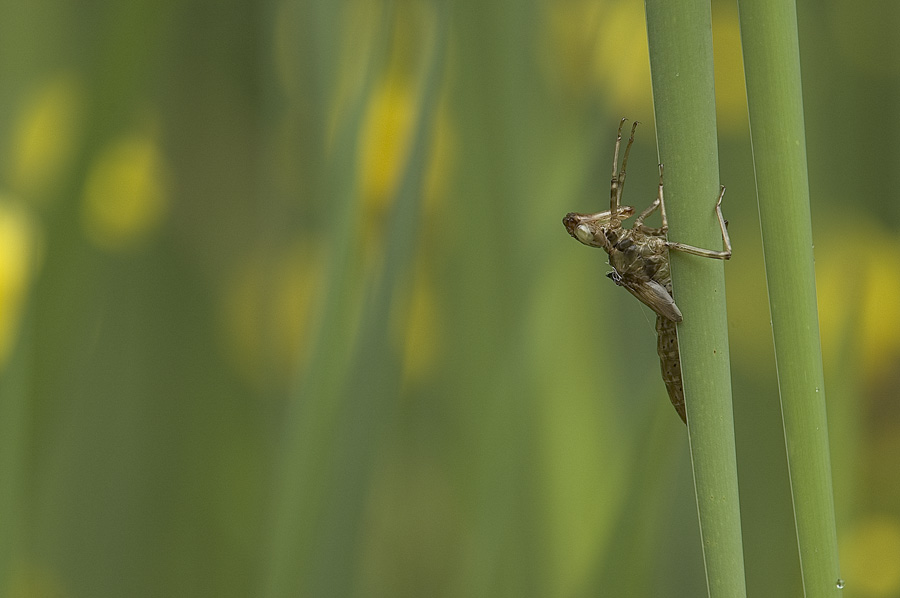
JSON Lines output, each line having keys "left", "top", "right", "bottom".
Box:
{"left": 575, "top": 224, "right": 594, "bottom": 244}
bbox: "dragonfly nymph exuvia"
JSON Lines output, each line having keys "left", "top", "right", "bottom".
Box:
{"left": 562, "top": 119, "right": 731, "bottom": 423}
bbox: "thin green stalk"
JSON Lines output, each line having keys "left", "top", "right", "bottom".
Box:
{"left": 261, "top": 3, "right": 394, "bottom": 596}
{"left": 737, "top": 0, "right": 843, "bottom": 595}
{"left": 263, "top": 4, "right": 448, "bottom": 596}
{"left": 644, "top": 1, "right": 746, "bottom": 597}
{"left": 0, "top": 328, "right": 29, "bottom": 597}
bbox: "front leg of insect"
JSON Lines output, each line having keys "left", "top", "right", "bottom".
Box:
{"left": 609, "top": 118, "right": 640, "bottom": 227}
{"left": 562, "top": 121, "right": 732, "bottom": 424}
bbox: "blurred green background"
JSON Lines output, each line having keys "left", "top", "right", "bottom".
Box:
{"left": 1, "top": 0, "right": 898, "bottom": 596}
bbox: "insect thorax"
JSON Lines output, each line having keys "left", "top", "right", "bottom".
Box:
{"left": 604, "top": 228, "right": 670, "bottom": 285}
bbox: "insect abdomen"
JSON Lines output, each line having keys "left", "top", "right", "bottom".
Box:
{"left": 656, "top": 315, "right": 686, "bottom": 424}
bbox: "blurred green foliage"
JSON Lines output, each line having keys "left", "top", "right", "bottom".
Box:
{"left": 0, "top": 0, "right": 898, "bottom": 596}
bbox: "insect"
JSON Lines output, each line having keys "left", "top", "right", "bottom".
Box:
{"left": 562, "top": 118, "right": 731, "bottom": 423}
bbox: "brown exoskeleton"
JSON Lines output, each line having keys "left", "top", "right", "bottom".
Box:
{"left": 562, "top": 118, "right": 731, "bottom": 423}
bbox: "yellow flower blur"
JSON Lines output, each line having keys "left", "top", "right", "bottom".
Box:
{"left": 8, "top": 73, "right": 84, "bottom": 201}
{"left": 0, "top": 200, "right": 39, "bottom": 368}
{"left": 220, "top": 241, "right": 323, "bottom": 388}
{"left": 81, "top": 131, "right": 170, "bottom": 250}
{"left": 359, "top": 79, "right": 418, "bottom": 213}
{"left": 841, "top": 516, "right": 900, "bottom": 596}
{"left": 545, "top": 0, "right": 653, "bottom": 113}
{"left": 712, "top": 3, "right": 749, "bottom": 135}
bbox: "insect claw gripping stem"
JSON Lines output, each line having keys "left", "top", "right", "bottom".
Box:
{"left": 664, "top": 185, "right": 732, "bottom": 260}
{"left": 563, "top": 120, "right": 732, "bottom": 423}
{"left": 657, "top": 164, "right": 669, "bottom": 232}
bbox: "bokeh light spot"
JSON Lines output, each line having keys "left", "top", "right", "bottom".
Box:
{"left": 0, "top": 200, "right": 39, "bottom": 368}
{"left": 81, "top": 130, "right": 169, "bottom": 250}
{"left": 841, "top": 515, "right": 900, "bottom": 596}
{"left": 220, "top": 241, "right": 323, "bottom": 388}
{"left": 359, "top": 78, "right": 417, "bottom": 213}
{"left": 8, "top": 72, "right": 84, "bottom": 201}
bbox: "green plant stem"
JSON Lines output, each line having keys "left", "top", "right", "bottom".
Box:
{"left": 261, "top": 4, "right": 394, "bottom": 596}
{"left": 262, "top": 4, "right": 448, "bottom": 596}
{"left": 644, "top": 1, "right": 746, "bottom": 596}
{"left": 737, "top": 0, "right": 843, "bottom": 595}
{"left": 0, "top": 327, "right": 28, "bottom": 596}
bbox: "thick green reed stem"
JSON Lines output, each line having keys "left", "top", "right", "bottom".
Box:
{"left": 644, "top": 0, "right": 747, "bottom": 596}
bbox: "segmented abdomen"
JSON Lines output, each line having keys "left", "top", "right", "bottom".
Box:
{"left": 656, "top": 315, "right": 685, "bottom": 423}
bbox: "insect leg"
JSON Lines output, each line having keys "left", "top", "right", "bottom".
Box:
{"left": 610, "top": 119, "right": 639, "bottom": 226}
{"left": 633, "top": 199, "right": 660, "bottom": 228}
{"left": 657, "top": 164, "right": 668, "bottom": 231}
{"left": 634, "top": 163, "right": 666, "bottom": 234}
{"left": 665, "top": 185, "right": 732, "bottom": 260}
{"left": 618, "top": 121, "right": 639, "bottom": 207}
{"left": 609, "top": 118, "right": 627, "bottom": 220}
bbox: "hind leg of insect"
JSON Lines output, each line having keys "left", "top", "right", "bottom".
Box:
{"left": 656, "top": 169, "right": 731, "bottom": 260}
{"left": 609, "top": 119, "right": 640, "bottom": 225}
{"left": 664, "top": 184, "right": 732, "bottom": 259}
